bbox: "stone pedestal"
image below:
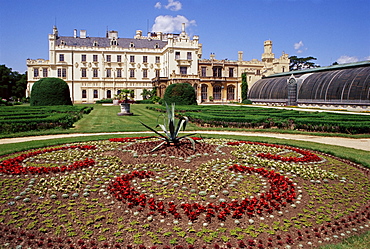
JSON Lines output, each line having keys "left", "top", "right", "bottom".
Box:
{"left": 117, "top": 103, "right": 133, "bottom": 116}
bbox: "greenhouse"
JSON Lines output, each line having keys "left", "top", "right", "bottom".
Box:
{"left": 249, "top": 61, "right": 370, "bottom": 108}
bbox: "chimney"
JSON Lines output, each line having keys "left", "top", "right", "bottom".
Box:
{"left": 80, "top": 30, "right": 86, "bottom": 38}
{"left": 238, "top": 51, "right": 243, "bottom": 61}
{"left": 74, "top": 29, "right": 77, "bottom": 38}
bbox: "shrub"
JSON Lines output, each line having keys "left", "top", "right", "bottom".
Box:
{"left": 163, "top": 83, "right": 197, "bottom": 106}
{"left": 96, "top": 98, "right": 113, "bottom": 104}
{"left": 30, "top": 78, "right": 72, "bottom": 106}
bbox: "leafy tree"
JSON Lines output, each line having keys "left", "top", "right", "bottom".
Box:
{"left": 141, "top": 88, "right": 156, "bottom": 100}
{"left": 289, "top": 56, "right": 319, "bottom": 71}
{"left": 163, "top": 83, "right": 197, "bottom": 105}
{"left": 241, "top": 72, "right": 248, "bottom": 102}
{"left": 0, "top": 65, "right": 27, "bottom": 100}
{"left": 30, "top": 77, "right": 72, "bottom": 106}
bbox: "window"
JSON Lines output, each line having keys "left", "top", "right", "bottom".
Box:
{"left": 57, "top": 68, "right": 61, "bottom": 77}
{"left": 107, "top": 90, "right": 111, "bottom": 99}
{"left": 130, "top": 42, "right": 135, "bottom": 48}
{"left": 256, "top": 70, "right": 261, "bottom": 75}
{"left": 175, "top": 52, "right": 180, "bottom": 60}
{"left": 59, "top": 54, "right": 64, "bottom": 62}
{"left": 213, "top": 67, "right": 222, "bottom": 78}
{"left": 143, "top": 56, "right": 148, "bottom": 63}
{"left": 81, "top": 54, "right": 86, "bottom": 62}
{"left": 155, "top": 69, "right": 160, "bottom": 78}
{"left": 227, "top": 85, "right": 235, "bottom": 100}
{"left": 154, "top": 43, "right": 159, "bottom": 48}
{"left": 155, "top": 56, "right": 160, "bottom": 64}
{"left": 93, "top": 41, "right": 98, "bottom": 47}
{"left": 143, "top": 69, "right": 148, "bottom": 78}
{"left": 130, "top": 55, "right": 135, "bottom": 63}
{"left": 229, "top": 68, "right": 234, "bottom": 77}
{"left": 81, "top": 68, "right": 87, "bottom": 78}
{"left": 93, "top": 55, "right": 98, "bottom": 62}
{"left": 106, "top": 55, "right": 111, "bottom": 62}
{"left": 34, "top": 68, "right": 39, "bottom": 77}
{"left": 106, "top": 69, "right": 111, "bottom": 78}
{"left": 43, "top": 68, "right": 48, "bottom": 77}
{"left": 93, "top": 90, "right": 98, "bottom": 98}
{"left": 93, "top": 69, "right": 98, "bottom": 77}
{"left": 201, "top": 67, "right": 206, "bottom": 77}
{"left": 187, "top": 52, "right": 192, "bottom": 60}
{"left": 62, "top": 68, "right": 67, "bottom": 78}
{"left": 111, "top": 39, "right": 117, "bottom": 46}
{"left": 130, "top": 69, "right": 135, "bottom": 78}
{"left": 201, "top": 84, "right": 208, "bottom": 102}
{"left": 213, "top": 85, "right": 222, "bottom": 100}
{"left": 180, "top": 67, "right": 187, "bottom": 75}
{"left": 117, "top": 55, "right": 122, "bottom": 62}
{"left": 117, "top": 69, "right": 122, "bottom": 78}
{"left": 82, "top": 90, "right": 87, "bottom": 98}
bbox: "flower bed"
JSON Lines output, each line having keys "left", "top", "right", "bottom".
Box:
{"left": 0, "top": 138, "right": 369, "bottom": 248}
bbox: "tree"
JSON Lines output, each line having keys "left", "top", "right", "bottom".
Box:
{"left": 163, "top": 83, "right": 197, "bottom": 105}
{"left": 30, "top": 78, "right": 72, "bottom": 106}
{"left": 241, "top": 72, "right": 248, "bottom": 102}
{"left": 289, "top": 56, "right": 319, "bottom": 71}
{"left": 0, "top": 65, "right": 27, "bottom": 100}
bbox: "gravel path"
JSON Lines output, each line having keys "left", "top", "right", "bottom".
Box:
{"left": 1, "top": 131, "right": 369, "bottom": 151}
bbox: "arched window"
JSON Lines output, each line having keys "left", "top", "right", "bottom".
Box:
{"left": 117, "top": 90, "right": 121, "bottom": 95}
{"left": 213, "top": 85, "right": 222, "bottom": 100}
{"left": 107, "top": 90, "right": 111, "bottom": 99}
{"left": 227, "top": 85, "right": 235, "bottom": 100}
{"left": 93, "top": 90, "right": 98, "bottom": 98}
{"left": 193, "top": 83, "right": 198, "bottom": 98}
{"left": 201, "top": 84, "right": 208, "bottom": 102}
{"left": 82, "top": 90, "right": 87, "bottom": 98}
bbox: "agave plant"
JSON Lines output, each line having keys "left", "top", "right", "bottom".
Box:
{"left": 140, "top": 103, "right": 197, "bottom": 152}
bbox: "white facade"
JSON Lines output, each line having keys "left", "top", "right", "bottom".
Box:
{"left": 27, "top": 25, "right": 202, "bottom": 103}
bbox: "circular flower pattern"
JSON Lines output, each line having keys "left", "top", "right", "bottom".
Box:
{"left": 0, "top": 138, "right": 369, "bottom": 249}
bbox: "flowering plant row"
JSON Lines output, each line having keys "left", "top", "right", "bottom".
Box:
{"left": 228, "top": 141, "right": 322, "bottom": 162}
{"left": 0, "top": 145, "right": 96, "bottom": 175}
{"left": 108, "top": 165, "right": 296, "bottom": 222}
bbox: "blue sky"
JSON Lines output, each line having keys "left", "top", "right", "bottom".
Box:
{"left": 0, "top": 0, "right": 369, "bottom": 73}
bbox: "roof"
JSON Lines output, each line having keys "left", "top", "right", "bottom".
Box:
{"left": 56, "top": 36, "right": 168, "bottom": 49}
{"left": 266, "top": 60, "right": 370, "bottom": 78}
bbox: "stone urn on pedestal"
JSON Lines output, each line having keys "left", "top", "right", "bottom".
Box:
{"left": 116, "top": 89, "right": 134, "bottom": 116}
{"left": 117, "top": 102, "right": 133, "bottom": 116}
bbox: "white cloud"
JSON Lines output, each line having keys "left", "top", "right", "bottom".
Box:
{"left": 151, "top": 15, "right": 196, "bottom": 33}
{"left": 154, "top": 2, "right": 162, "bottom": 9}
{"left": 155, "top": 0, "right": 182, "bottom": 11}
{"left": 337, "top": 55, "right": 359, "bottom": 64}
{"left": 364, "top": 56, "right": 370, "bottom": 61}
{"left": 294, "top": 41, "right": 304, "bottom": 50}
{"left": 165, "top": 0, "right": 182, "bottom": 11}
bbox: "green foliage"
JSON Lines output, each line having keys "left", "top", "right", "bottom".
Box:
{"left": 241, "top": 72, "right": 248, "bottom": 101}
{"left": 163, "top": 83, "right": 197, "bottom": 105}
{"left": 146, "top": 105, "right": 370, "bottom": 134}
{"left": 0, "top": 65, "right": 27, "bottom": 100}
{"left": 30, "top": 78, "right": 72, "bottom": 106}
{"left": 0, "top": 105, "right": 93, "bottom": 134}
{"left": 140, "top": 103, "right": 196, "bottom": 151}
{"left": 289, "top": 55, "right": 319, "bottom": 71}
{"left": 95, "top": 98, "right": 113, "bottom": 104}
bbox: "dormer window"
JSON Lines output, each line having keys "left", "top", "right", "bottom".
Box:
{"left": 111, "top": 39, "right": 117, "bottom": 46}
{"left": 60, "top": 40, "right": 66, "bottom": 46}
{"left": 130, "top": 42, "right": 135, "bottom": 48}
{"left": 154, "top": 43, "right": 159, "bottom": 48}
{"left": 93, "top": 41, "right": 98, "bottom": 47}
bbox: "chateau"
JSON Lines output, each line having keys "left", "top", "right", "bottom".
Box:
{"left": 27, "top": 25, "right": 289, "bottom": 103}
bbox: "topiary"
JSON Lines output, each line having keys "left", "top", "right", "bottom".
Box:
{"left": 30, "top": 78, "right": 72, "bottom": 106}
{"left": 163, "top": 83, "right": 197, "bottom": 105}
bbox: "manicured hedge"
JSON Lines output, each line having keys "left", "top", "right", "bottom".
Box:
{"left": 146, "top": 105, "right": 370, "bottom": 134}
{"left": 0, "top": 105, "right": 93, "bottom": 134}
{"left": 30, "top": 78, "right": 72, "bottom": 106}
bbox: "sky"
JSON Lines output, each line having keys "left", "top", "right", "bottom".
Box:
{"left": 0, "top": 0, "right": 369, "bottom": 73}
